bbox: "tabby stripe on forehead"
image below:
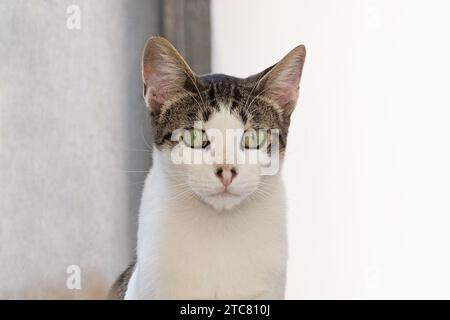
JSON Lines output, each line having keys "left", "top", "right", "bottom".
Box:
{"left": 208, "top": 84, "right": 217, "bottom": 108}
{"left": 231, "top": 85, "right": 242, "bottom": 110}
{"left": 239, "top": 109, "right": 248, "bottom": 124}
{"left": 202, "top": 109, "right": 211, "bottom": 121}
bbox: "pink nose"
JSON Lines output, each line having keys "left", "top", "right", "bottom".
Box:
{"left": 215, "top": 165, "right": 238, "bottom": 187}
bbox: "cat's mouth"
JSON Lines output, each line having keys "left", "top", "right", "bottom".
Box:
{"left": 199, "top": 188, "right": 249, "bottom": 210}
{"left": 208, "top": 190, "right": 240, "bottom": 198}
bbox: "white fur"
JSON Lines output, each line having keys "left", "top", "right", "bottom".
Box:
{"left": 125, "top": 109, "right": 287, "bottom": 299}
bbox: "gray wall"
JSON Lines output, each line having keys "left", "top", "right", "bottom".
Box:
{"left": 0, "top": 0, "right": 160, "bottom": 298}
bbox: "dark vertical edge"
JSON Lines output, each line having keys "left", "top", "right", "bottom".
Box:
{"left": 162, "top": 0, "right": 211, "bottom": 74}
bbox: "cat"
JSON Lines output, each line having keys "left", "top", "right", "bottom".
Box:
{"left": 109, "top": 36, "right": 306, "bottom": 299}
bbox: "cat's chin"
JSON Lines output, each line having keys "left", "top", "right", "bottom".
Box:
{"left": 200, "top": 192, "right": 247, "bottom": 211}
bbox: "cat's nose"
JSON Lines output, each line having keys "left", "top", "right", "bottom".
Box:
{"left": 215, "top": 165, "right": 238, "bottom": 187}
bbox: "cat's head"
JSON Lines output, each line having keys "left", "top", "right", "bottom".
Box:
{"left": 142, "top": 37, "right": 306, "bottom": 211}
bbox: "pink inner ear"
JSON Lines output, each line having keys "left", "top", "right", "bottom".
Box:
{"left": 266, "top": 62, "right": 303, "bottom": 107}
{"left": 146, "top": 71, "right": 169, "bottom": 106}
{"left": 149, "top": 86, "right": 166, "bottom": 106}
{"left": 270, "top": 84, "right": 300, "bottom": 107}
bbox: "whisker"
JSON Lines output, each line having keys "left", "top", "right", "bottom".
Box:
{"left": 246, "top": 86, "right": 271, "bottom": 114}
{"left": 183, "top": 70, "right": 208, "bottom": 112}
{"left": 125, "top": 148, "right": 153, "bottom": 153}
{"left": 169, "top": 188, "right": 193, "bottom": 201}
{"left": 243, "top": 73, "right": 264, "bottom": 110}
{"left": 140, "top": 122, "right": 153, "bottom": 153}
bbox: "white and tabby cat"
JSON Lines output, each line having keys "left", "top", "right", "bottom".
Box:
{"left": 109, "top": 37, "right": 306, "bottom": 299}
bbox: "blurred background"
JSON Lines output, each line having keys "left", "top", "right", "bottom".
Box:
{"left": 1, "top": 0, "right": 450, "bottom": 299}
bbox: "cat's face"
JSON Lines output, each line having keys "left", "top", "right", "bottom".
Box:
{"left": 142, "top": 37, "right": 306, "bottom": 211}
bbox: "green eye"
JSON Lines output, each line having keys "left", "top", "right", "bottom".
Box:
{"left": 242, "top": 129, "right": 266, "bottom": 149}
{"left": 183, "top": 128, "right": 209, "bottom": 148}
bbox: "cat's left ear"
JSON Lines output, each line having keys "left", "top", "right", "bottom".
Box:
{"left": 255, "top": 45, "right": 306, "bottom": 116}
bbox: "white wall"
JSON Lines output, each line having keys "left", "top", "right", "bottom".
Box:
{"left": 212, "top": 0, "right": 450, "bottom": 299}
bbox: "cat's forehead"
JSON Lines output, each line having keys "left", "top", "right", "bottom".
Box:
{"left": 204, "top": 106, "right": 245, "bottom": 131}
{"left": 200, "top": 73, "right": 242, "bottom": 85}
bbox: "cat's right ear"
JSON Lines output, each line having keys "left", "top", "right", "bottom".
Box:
{"left": 142, "top": 36, "right": 197, "bottom": 115}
